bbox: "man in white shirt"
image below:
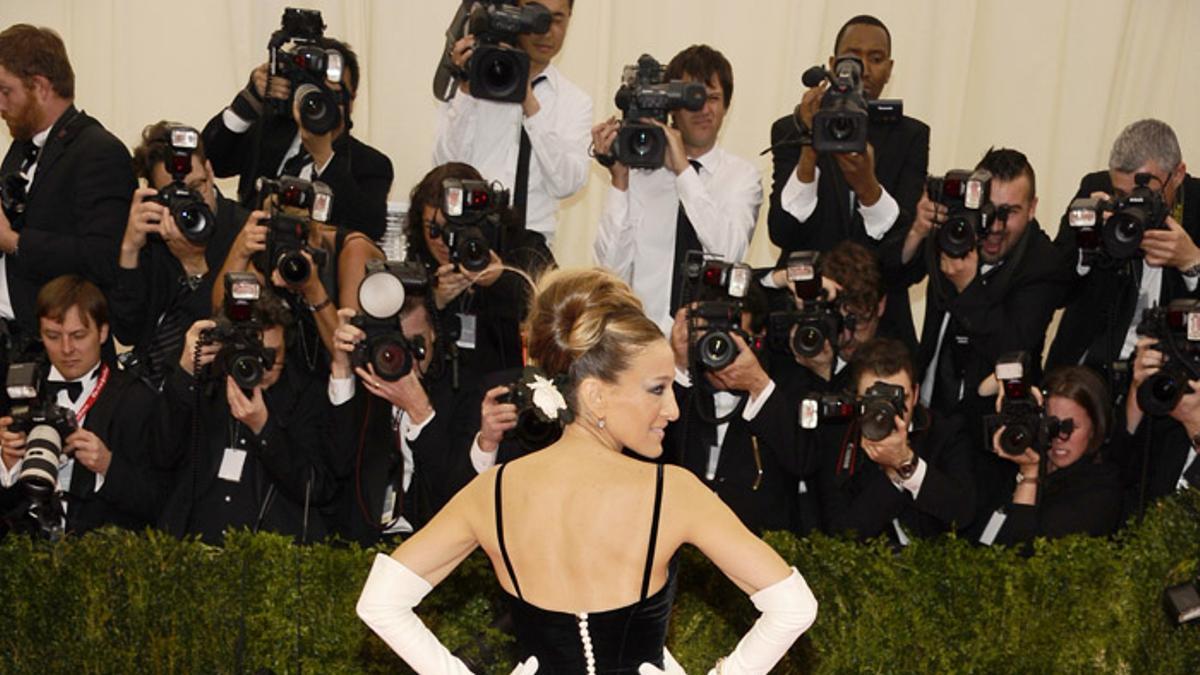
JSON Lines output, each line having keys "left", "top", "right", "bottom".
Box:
{"left": 434, "top": 0, "right": 590, "bottom": 247}
{"left": 593, "top": 44, "right": 763, "bottom": 336}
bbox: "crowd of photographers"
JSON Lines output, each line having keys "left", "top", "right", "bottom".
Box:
{"left": 0, "top": 5, "right": 1196, "bottom": 557}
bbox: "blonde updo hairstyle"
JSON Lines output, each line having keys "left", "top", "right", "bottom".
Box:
{"left": 525, "top": 268, "right": 665, "bottom": 414}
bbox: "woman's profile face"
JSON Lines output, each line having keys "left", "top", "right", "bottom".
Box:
{"left": 1045, "top": 394, "right": 1093, "bottom": 471}
{"left": 599, "top": 339, "right": 679, "bottom": 458}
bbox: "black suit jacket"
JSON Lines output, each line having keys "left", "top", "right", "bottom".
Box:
{"left": 0, "top": 106, "right": 134, "bottom": 332}
{"left": 814, "top": 407, "right": 977, "bottom": 542}
{"left": 991, "top": 456, "right": 1124, "bottom": 547}
{"left": 766, "top": 113, "right": 929, "bottom": 352}
{"left": 1112, "top": 414, "right": 1200, "bottom": 520}
{"left": 202, "top": 104, "right": 393, "bottom": 240}
{"left": 1047, "top": 171, "right": 1200, "bottom": 372}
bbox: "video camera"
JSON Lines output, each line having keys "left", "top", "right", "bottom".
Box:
{"left": 256, "top": 176, "right": 332, "bottom": 285}
{"left": 0, "top": 170, "right": 28, "bottom": 223}
{"left": 767, "top": 251, "right": 844, "bottom": 358}
{"left": 461, "top": 0, "right": 552, "bottom": 102}
{"left": 607, "top": 54, "right": 706, "bottom": 169}
{"left": 266, "top": 7, "right": 347, "bottom": 134}
{"left": 143, "top": 126, "right": 215, "bottom": 244}
{"left": 1067, "top": 172, "right": 1169, "bottom": 264}
{"left": 799, "top": 56, "right": 870, "bottom": 154}
{"left": 440, "top": 177, "right": 510, "bottom": 272}
{"left": 352, "top": 260, "right": 430, "bottom": 381}
{"left": 988, "top": 352, "right": 1073, "bottom": 456}
{"left": 200, "top": 273, "right": 278, "bottom": 391}
{"left": 800, "top": 380, "right": 906, "bottom": 442}
{"left": 679, "top": 251, "right": 757, "bottom": 371}
{"left": 1135, "top": 299, "right": 1200, "bottom": 416}
{"left": 926, "top": 169, "right": 996, "bottom": 258}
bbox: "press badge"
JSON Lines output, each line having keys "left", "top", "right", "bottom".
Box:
{"left": 457, "top": 312, "right": 477, "bottom": 350}
{"left": 217, "top": 447, "right": 248, "bottom": 482}
{"left": 381, "top": 485, "right": 398, "bottom": 525}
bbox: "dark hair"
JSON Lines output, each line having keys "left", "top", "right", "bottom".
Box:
{"left": 36, "top": 275, "right": 107, "bottom": 328}
{"left": 404, "top": 162, "right": 485, "bottom": 263}
{"left": 1042, "top": 366, "right": 1111, "bottom": 453}
{"left": 742, "top": 282, "right": 770, "bottom": 334}
{"left": 976, "top": 147, "right": 1037, "bottom": 201}
{"left": 834, "top": 15, "right": 891, "bottom": 57}
{"left": 665, "top": 44, "right": 733, "bottom": 107}
{"left": 131, "top": 121, "right": 207, "bottom": 184}
{"left": 818, "top": 241, "right": 883, "bottom": 315}
{"left": 320, "top": 37, "right": 360, "bottom": 97}
{"left": 849, "top": 337, "right": 916, "bottom": 392}
{"left": 218, "top": 286, "right": 293, "bottom": 330}
{"left": 0, "top": 24, "right": 74, "bottom": 99}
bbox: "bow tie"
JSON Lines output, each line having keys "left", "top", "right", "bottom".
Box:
{"left": 45, "top": 379, "right": 83, "bottom": 403}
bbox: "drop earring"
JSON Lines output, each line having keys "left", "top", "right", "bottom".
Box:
{"left": 597, "top": 417, "right": 606, "bottom": 429}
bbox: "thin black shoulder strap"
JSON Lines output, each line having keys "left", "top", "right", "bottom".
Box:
{"left": 494, "top": 463, "right": 523, "bottom": 600}
{"left": 639, "top": 463, "right": 666, "bottom": 602}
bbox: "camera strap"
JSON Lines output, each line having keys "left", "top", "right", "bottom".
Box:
{"left": 74, "top": 364, "right": 110, "bottom": 425}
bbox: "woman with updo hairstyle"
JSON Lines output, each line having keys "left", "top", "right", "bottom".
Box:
{"left": 985, "top": 365, "right": 1125, "bottom": 547}
{"left": 358, "top": 269, "right": 818, "bottom": 674}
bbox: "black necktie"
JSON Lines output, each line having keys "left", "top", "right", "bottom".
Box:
{"left": 46, "top": 380, "right": 83, "bottom": 403}
{"left": 281, "top": 147, "right": 312, "bottom": 177}
{"left": 931, "top": 318, "right": 966, "bottom": 412}
{"left": 513, "top": 75, "right": 548, "bottom": 229}
{"left": 21, "top": 143, "right": 40, "bottom": 173}
{"left": 669, "top": 160, "right": 705, "bottom": 315}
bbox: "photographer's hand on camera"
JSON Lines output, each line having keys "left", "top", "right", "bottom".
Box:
{"left": 356, "top": 363, "right": 434, "bottom": 425}
{"left": 793, "top": 82, "right": 826, "bottom": 183}
{"left": 330, "top": 308, "right": 362, "bottom": 379}
{"left": 66, "top": 428, "right": 112, "bottom": 476}
{"left": 648, "top": 119, "right": 689, "bottom": 176}
{"left": 231, "top": 211, "right": 271, "bottom": 266}
{"left": 226, "top": 376, "right": 269, "bottom": 436}
{"left": 433, "top": 262, "right": 473, "bottom": 310}
{"left": 1142, "top": 216, "right": 1200, "bottom": 270}
{"left": 479, "top": 385, "right": 519, "bottom": 453}
{"left": 1125, "top": 337, "right": 1163, "bottom": 432}
{"left": 670, "top": 307, "right": 692, "bottom": 372}
{"left": 450, "top": 35, "right": 476, "bottom": 95}
{"left": 0, "top": 198, "right": 20, "bottom": 254}
{"left": 708, "top": 333, "right": 771, "bottom": 399}
{"left": 861, "top": 414, "right": 914, "bottom": 480}
{"left": 159, "top": 207, "right": 209, "bottom": 277}
{"left": 940, "top": 245, "right": 979, "bottom": 294}
{"left": 119, "top": 187, "right": 166, "bottom": 268}
{"left": 902, "top": 192, "right": 946, "bottom": 264}
{"left": 180, "top": 319, "right": 220, "bottom": 376}
{"left": 0, "top": 416, "right": 27, "bottom": 471}
{"left": 251, "top": 62, "right": 291, "bottom": 106}
{"left": 1168, "top": 378, "right": 1200, "bottom": 439}
{"left": 834, "top": 143, "right": 882, "bottom": 206}
{"left": 591, "top": 118, "right": 629, "bottom": 190}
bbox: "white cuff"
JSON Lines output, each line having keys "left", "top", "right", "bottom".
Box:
{"left": 674, "top": 366, "right": 693, "bottom": 388}
{"left": 401, "top": 410, "right": 436, "bottom": 442}
{"left": 222, "top": 108, "right": 253, "bottom": 134}
{"left": 329, "top": 375, "right": 355, "bottom": 406}
{"left": 470, "top": 433, "right": 498, "bottom": 474}
{"left": 0, "top": 458, "right": 20, "bottom": 488}
{"left": 742, "top": 380, "right": 776, "bottom": 421}
{"left": 780, "top": 166, "right": 820, "bottom": 224}
{"left": 1184, "top": 274, "right": 1199, "bottom": 293}
{"left": 859, "top": 187, "right": 900, "bottom": 240}
{"left": 891, "top": 458, "right": 928, "bottom": 499}
{"left": 1075, "top": 249, "right": 1092, "bottom": 276}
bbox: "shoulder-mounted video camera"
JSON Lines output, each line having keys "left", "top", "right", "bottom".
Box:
{"left": 463, "top": 0, "right": 552, "bottom": 103}
{"left": 600, "top": 54, "right": 706, "bottom": 170}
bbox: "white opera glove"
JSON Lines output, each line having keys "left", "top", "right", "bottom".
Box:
{"left": 638, "top": 646, "right": 688, "bottom": 674}
{"left": 510, "top": 656, "right": 541, "bottom": 674}
{"left": 707, "top": 568, "right": 818, "bottom": 675}
{"left": 356, "top": 553, "right": 477, "bottom": 674}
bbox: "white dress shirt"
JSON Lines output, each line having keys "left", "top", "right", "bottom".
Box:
{"left": 432, "top": 64, "right": 593, "bottom": 246}
{"left": 779, "top": 165, "right": 900, "bottom": 240}
{"left": 593, "top": 144, "right": 763, "bottom": 336}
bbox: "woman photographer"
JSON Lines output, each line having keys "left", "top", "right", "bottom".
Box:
{"left": 984, "top": 365, "right": 1124, "bottom": 546}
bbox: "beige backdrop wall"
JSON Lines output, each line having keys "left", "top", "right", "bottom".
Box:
{"left": 2, "top": 0, "right": 1199, "bottom": 331}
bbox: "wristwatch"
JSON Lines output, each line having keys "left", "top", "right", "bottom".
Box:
{"left": 1181, "top": 258, "right": 1200, "bottom": 278}
{"left": 896, "top": 453, "right": 919, "bottom": 480}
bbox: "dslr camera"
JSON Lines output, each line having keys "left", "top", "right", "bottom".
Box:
{"left": 767, "top": 251, "right": 844, "bottom": 358}
{"left": 144, "top": 126, "right": 215, "bottom": 244}
{"left": 0, "top": 170, "right": 28, "bottom": 223}
{"left": 267, "top": 7, "right": 347, "bottom": 134}
{"left": 800, "top": 380, "right": 906, "bottom": 442}
{"left": 464, "top": 0, "right": 552, "bottom": 102}
{"left": 1067, "top": 172, "right": 1169, "bottom": 263}
{"left": 680, "top": 251, "right": 756, "bottom": 371}
{"left": 989, "top": 352, "right": 1073, "bottom": 455}
{"left": 608, "top": 54, "right": 706, "bottom": 169}
{"left": 497, "top": 366, "right": 571, "bottom": 451}
{"left": 201, "top": 273, "right": 278, "bottom": 390}
{"left": 352, "top": 260, "right": 430, "bottom": 381}
{"left": 257, "top": 176, "right": 332, "bottom": 285}
{"left": 440, "top": 177, "right": 510, "bottom": 272}
{"left": 1135, "top": 299, "right": 1200, "bottom": 416}
{"left": 926, "top": 169, "right": 995, "bottom": 258}
{"left": 800, "top": 56, "right": 870, "bottom": 154}
{"left": 5, "top": 360, "right": 79, "bottom": 500}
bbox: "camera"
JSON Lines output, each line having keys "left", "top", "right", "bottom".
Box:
{"left": 767, "top": 251, "right": 844, "bottom": 358}
{"left": 679, "top": 252, "right": 754, "bottom": 371}
{"left": 5, "top": 361, "right": 79, "bottom": 500}
{"left": 465, "top": 0, "right": 552, "bottom": 103}
{"left": 989, "top": 352, "right": 1074, "bottom": 455}
{"left": 610, "top": 54, "right": 707, "bottom": 169}
{"left": 267, "top": 8, "right": 347, "bottom": 134}
{"left": 351, "top": 260, "right": 431, "bottom": 381}
{"left": 441, "top": 178, "right": 510, "bottom": 272}
{"left": 1135, "top": 299, "right": 1200, "bottom": 416}
{"left": 144, "top": 126, "right": 215, "bottom": 244}
{"left": 800, "top": 56, "right": 870, "bottom": 154}
{"left": 799, "top": 381, "right": 906, "bottom": 442}
{"left": 497, "top": 367, "right": 571, "bottom": 450}
{"left": 0, "top": 170, "right": 28, "bottom": 222}
{"left": 1067, "top": 172, "right": 1169, "bottom": 263}
{"left": 926, "top": 169, "right": 995, "bottom": 258}
{"left": 257, "top": 177, "right": 333, "bottom": 284}
{"left": 201, "top": 273, "right": 278, "bottom": 390}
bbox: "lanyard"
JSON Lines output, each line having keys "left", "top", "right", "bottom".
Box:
{"left": 75, "top": 364, "right": 110, "bottom": 424}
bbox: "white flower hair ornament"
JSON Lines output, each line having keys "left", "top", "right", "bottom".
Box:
{"left": 519, "top": 367, "right": 575, "bottom": 425}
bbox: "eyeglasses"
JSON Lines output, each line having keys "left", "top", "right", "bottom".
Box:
{"left": 423, "top": 220, "right": 444, "bottom": 240}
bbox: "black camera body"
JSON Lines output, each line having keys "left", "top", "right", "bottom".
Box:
{"left": 799, "top": 380, "right": 906, "bottom": 442}
{"left": 465, "top": 0, "right": 551, "bottom": 103}
{"left": 201, "top": 273, "right": 277, "bottom": 391}
{"left": 927, "top": 169, "right": 995, "bottom": 258}
{"left": 441, "top": 178, "right": 510, "bottom": 272}
{"left": 353, "top": 260, "right": 431, "bottom": 381}
{"left": 801, "top": 56, "right": 870, "bottom": 154}
{"left": 267, "top": 8, "right": 346, "bottom": 134}
{"left": 0, "top": 170, "right": 28, "bottom": 223}
{"left": 496, "top": 367, "right": 571, "bottom": 451}
{"left": 1136, "top": 299, "right": 1200, "bottom": 416}
{"left": 611, "top": 54, "right": 706, "bottom": 169}
{"left": 257, "top": 177, "right": 332, "bottom": 284}
{"left": 680, "top": 252, "right": 754, "bottom": 371}
{"left": 5, "top": 360, "right": 79, "bottom": 500}
{"left": 767, "top": 251, "right": 843, "bottom": 358}
{"left": 143, "top": 126, "right": 215, "bottom": 244}
{"left": 1068, "top": 172, "right": 1169, "bottom": 263}
{"left": 990, "top": 352, "right": 1074, "bottom": 455}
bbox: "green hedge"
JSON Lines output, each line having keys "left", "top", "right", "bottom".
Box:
{"left": 2, "top": 490, "right": 1199, "bottom": 673}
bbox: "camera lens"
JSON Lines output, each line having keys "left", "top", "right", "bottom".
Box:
{"left": 1104, "top": 211, "right": 1145, "bottom": 259}
{"left": 629, "top": 129, "right": 657, "bottom": 158}
{"left": 454, "top": 230, "right": 492, "bottom": 273}
{"left": 860, "top": 401, "right": 897, "bottom": 442}
{"left": 295, "top": 84, "right": 341, "bottom": 135}
{"left": 938, "top": 215, "right": 976, "bottom": 258}
{"left": 173, "top": 203, "right": 214, "bottom": 243}
{"left": 999, "top": 423, "right": 1035, "bottom": 455}
{"left": 698, "top": 330, "right": 737, "bottom": 370}
{"left": 792, "top": 324, "right": 825, "bottom": 358}
{"left": 371, "top": 338, "right": 413, "bottom": 381}
{"left": 277, "top": 250, "right": 312, "bottom": 284}
{"left": 1138, "top": 369, "right": 1187, "bottom": 417}
{"left": 229, "top": 353, "right": 264, "bottom": 389}
{"left": 17, "top": 425, "right": 64, "bottom": 498}
{"left": 827, "top": 116, "right": 857, "bottom": 142}
{"left": 478, "top": 50, "right": 521, "bottom": 100}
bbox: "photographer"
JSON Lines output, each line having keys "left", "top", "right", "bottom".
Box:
{"left": 0, "top": 25, "right": 134, "bottom": 333}
{"left": 1047, "top": 119, "right": 1200, "bottom": 390}
{"left": 110, "top": 122, "right": 246, "bottom": 387}
{"left": 327, "top": 293, "right": 481, "bottom": 544}
{"left": 593, "top": 45, "right": 762, "bottom": 336}
{"left": 813, "top": 337, "right": 976, "bottom": 543}
{"left": 766, "top": 15, "right": 928, "bottom": 352}
{"left": 0, "top": 276, "right": 163, "bottom": 536}
{"left": 155, "top": 287, "right": 337, "bottom": 544}
{"left": 202, "top": 27, "right": 392, "bottom": 238}
{"left": 980, "top": 366, "right": 1123, "bottom": 546}
{"left": 435, "top": 0, "right": 590, "bottom": 245}
{"left": 405, "top": 163, "right": 553, "bottom": 376}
